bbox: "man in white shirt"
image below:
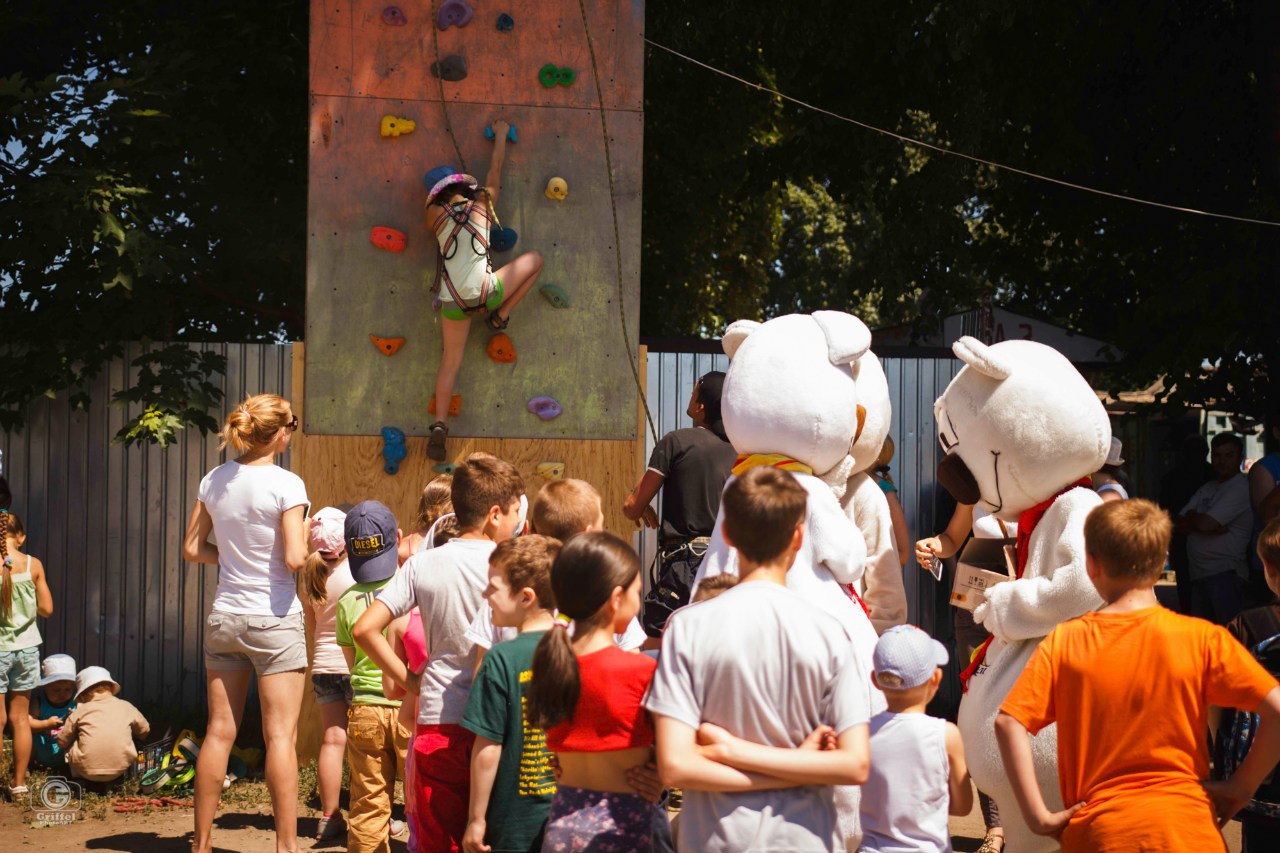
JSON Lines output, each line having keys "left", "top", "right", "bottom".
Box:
{"left": 1178, "top": 432, "right": 1252, "bottom": 624}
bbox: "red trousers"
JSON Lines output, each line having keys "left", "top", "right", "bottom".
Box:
{"left": 412, "top": 723, "right": 476, "bottom": 853}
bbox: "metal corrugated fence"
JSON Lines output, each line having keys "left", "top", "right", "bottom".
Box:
{"left": 1, "top": 342, "right": 292, "bottom": 712}
{"left": 638, "top": 349, "right": 962, "bottom": 633}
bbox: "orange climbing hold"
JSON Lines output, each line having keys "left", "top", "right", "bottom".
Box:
{"left": 370, "top": 334, "right": 405, "bottom": 356}
{"left": 487, "top": 333, "right": 516, "bottom": 364}
{"left": 428, "top": 394, "right": 463, "bottom": 417}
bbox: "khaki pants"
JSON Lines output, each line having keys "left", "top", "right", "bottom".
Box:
{"left": 346, "top": 704, "right": 409, "bottom": 853}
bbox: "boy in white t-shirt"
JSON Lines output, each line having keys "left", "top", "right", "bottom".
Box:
{"left": 860, "top": 626, "right": 972, "bottom": 853}
{"left": 465, "top": 478, "right": 647, "bottom": 657}
{"left": 354, "top": 454, "right": 526, "bottom": 853}
{"left": 645, "top": 466, "right": 872, "bottom": 853}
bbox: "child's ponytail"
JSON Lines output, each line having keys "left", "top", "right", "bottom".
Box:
{"left": 301, "top": 551, "right": 332, "bottom": 608}
{"left": 0, "top": 510, "right": 24, "bottom": 620}
{"left": 526, "top": 531, "right": 641, "bottom": 729}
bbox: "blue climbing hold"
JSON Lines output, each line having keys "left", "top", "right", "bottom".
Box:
{"left": 381, "top": 427, "right": 408, "bottom": 475}
{"left": 490, "top": 226, "right": 518, "bottom": 252}
{"left": 484, "top": 124, "right": 518, "bottom": 143}
{"left": 496, "top": 13, "right": 514, "bottom": 32}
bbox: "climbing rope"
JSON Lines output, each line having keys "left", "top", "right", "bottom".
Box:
{"left": 429, "top": 0, "right": 467, "bottom": 174}
{"left": 576, "top": 0, "right": 659, "bottom": 442}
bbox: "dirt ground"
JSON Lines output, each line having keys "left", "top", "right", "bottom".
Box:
{"left": 0, "top": 782, "right": 1245, "bottom": 852}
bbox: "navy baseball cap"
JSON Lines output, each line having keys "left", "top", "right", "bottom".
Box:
{"left": 344, "top": 500, "right": 399, "bottom": 584}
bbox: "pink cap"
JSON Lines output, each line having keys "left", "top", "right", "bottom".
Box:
{"left": 308, "top": 506, "right": 348, "bottom": 555}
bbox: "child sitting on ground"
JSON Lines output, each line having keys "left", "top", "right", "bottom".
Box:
{"left": 996, "top": 499, "right": 1280, "bottom": 851}
{"left": 645, "top": 467, "right": 872, "bottom": 853}
{"left": 29, "top": 654, "right": 77, "bottom": 771}
{"left": 860, "top": 625, "right": 972, "bottom": 852}
{"left": 460, "top": 536, "right": 561, "bottom": 853}
{"left": 466, "top": 479, "right": 646, "bottom": 657}
{"left": 355, "top": 454, "right": 527, "bottom": 852}
{"left": 335, "top": 501, "right": 410, "bottom": 850}
{"left": 57, "top": 666, "right": 149, "bottom": 785}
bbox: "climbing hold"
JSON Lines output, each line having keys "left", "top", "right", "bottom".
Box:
{"left": 380, "top": 115, "right": 416, "bottom": 137}
{"left": 536, "top": 462, "right": 566, "bottom": 481}
{"left": 432, "top": 462, "right": 457, "bottom": 475}
{"left": 428, "top": 394, "right": 464, "bottom": 417}
{"left": 490, "top": 226, "right": 518, "bottom": 252}
{"left": 381, "top": 6, "right": 407, "bottom": 26}
{"left": 436, "top": 0, "right": 473, "bottom": 30}
{"left": 484, "top": 124, "right": 518, "bottom": 143}
{"left": 430, "top": 55, "right": 468, "bottom": 82}
{"left": 495, "top": 13, "right": 514, "bottom": 32}
{"left": 381, "top": 427, "right": 408, "bottom": 476}
{"left": 369, "top": 334, "right": 405, "bottom": 356}
{"left": 544, "top": 177, "right": 568, "bottom": 201}
{"left": 487, "top": 333, "right": 516, "bottom": 364}
{"left": 539, "top": 65, "right": 576, "bottom": 87}
{"left": 539, "top": 284, "right": 571, "bottom": 309}
{"left": 370, "top": 227, "right": 407, "bottom": 252}
{"left": 527, "top": 396, "right": 563, "bottom": 421}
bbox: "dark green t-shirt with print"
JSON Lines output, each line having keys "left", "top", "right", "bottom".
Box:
{"left": 460, "top": 629, "right": 555, "bottom": 852}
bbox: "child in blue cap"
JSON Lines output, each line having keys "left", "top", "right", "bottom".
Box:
{"left": 423, "top": 121, "right": 544, "bottom": 461}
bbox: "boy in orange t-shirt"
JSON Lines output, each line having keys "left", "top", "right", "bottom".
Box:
{"left": 996, "top": 499, "right": 1280, "bottom": 852}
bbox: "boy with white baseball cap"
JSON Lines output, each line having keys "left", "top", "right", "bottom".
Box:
{"left": 860, "top": 626, "right": 973, "bottom": 852}
{"left": 57, "top": 665, "right": 149, "bottom": 784}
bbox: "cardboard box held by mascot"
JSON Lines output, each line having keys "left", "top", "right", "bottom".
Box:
{"left": 938, "top": 336, "right": 1109, "bottom": 853}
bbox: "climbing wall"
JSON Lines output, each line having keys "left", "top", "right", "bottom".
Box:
{"left": 305, "top": 0, "right": 644, "bottom": 439}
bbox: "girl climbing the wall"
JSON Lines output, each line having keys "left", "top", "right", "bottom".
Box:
{"left": 424, "top": 120, "right": 543, "bottom": 461}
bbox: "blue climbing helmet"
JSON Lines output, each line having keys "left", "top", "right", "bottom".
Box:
{"left": 423, "top": 165, "right": 457, "bottom": 190}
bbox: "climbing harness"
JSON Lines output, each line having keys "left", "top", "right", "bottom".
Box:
{"left": 429, "top": 199, "right": 495, "bottom": 315}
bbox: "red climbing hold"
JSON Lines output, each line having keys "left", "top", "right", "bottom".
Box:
{"left": 428, "top": 394, "right": 464, "bottom": 417}
{"left": 370, "top": 335, "right": 406, "bottom": 356}
{"left": 370, "top": 227, "right": 407, "bottom": 252}
{"left": 487, "top": 333, "right": 516, "bottom": 364}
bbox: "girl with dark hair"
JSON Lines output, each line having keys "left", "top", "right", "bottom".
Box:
{"left": 623, "top": 371, "right": 737, "bottom": 636}
{"left": 527, "top": 532, "right": 670, "bottom": 851}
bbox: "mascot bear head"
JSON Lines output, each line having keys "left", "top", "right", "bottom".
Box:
{"left": 721, "top": 311, "right": 875, "bottom": 477}
{"left": 934, "top": 336, "right": 1110, "bottom": 521}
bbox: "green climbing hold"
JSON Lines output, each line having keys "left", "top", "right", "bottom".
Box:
{"left": 432, "top": 462, "right": 456, "bottom": 475}
{"left": 539, "top": 283, "right": 571, "bottom": 309}
{"left": 539, "top": 64, "right": 575, "bottom": 88}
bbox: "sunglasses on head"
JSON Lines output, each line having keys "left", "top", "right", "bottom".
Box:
{"left": 285, "top": 415, "right": 299, "bottom": 432}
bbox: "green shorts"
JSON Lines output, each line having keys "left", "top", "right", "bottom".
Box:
{"left": 440, "top": 277, "right": 503, "bottom": 321}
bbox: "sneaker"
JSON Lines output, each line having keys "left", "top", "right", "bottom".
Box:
{"left": 316, "top": 812, "right": 347, "bottom": 841}
{"left": 390, "top": 818, "right": 408, "bottom": 838}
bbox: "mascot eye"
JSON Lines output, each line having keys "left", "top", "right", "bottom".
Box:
{"left": 937, "top": 412, "right": 961, "bottom": 453}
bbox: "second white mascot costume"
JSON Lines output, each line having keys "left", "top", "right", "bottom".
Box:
{"left": 693, "top": 311, "right": 879, "bottom": 852}
{"left": 938, "top": 336, "right": 1109, "bottom": 853}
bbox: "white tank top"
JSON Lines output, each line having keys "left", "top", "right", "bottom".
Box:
{"left": 860, "top": 712, "right": 952, "bottom": 853}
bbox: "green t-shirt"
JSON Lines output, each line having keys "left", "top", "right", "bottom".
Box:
{"left": 335, "top": 580, "right": 401, "bottom": 707}
{"left": 460, "top": 630, "right": 556, "bottom": 852}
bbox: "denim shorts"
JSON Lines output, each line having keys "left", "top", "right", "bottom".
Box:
{"left": 0, "top": 646, "right": 40, "bottom": 693}
{"left": 312, "top": 673, "right": 353, "bottom": 706}
{"left": 204, "top": 610, "right": 307, "bottom": 676}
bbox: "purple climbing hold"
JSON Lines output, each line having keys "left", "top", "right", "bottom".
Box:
{"left": 436, "top": 0, "right": 473, "bottom": 30}
{"left": 381, "top": 6, "right": 407, "bottom": 26}
{"left": 527, "top": 396, "right": 563, "bottom": 421}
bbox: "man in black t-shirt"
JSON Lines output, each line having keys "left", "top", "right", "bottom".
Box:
{"left": 624, "top": 371, "right": 737, "bottom": 635}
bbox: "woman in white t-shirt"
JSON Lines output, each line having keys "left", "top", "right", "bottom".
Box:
{"left": 182, "top": 393, "right": 309, "bottom": 853}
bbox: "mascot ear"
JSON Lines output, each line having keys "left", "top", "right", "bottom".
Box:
{"left": 812, "top": 311, "right": 871, "bottom": 365}
{"left": 953, "top": 336, "right": 1013, "bottom": 380}
{"left": 722, "top": 320, "right": 762, "bottom": 358}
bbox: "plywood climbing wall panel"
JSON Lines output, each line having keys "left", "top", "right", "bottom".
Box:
{"left": 306, "top": 0, "right": 644, "bottom": 438}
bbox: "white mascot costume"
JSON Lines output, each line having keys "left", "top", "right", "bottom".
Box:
{"left": 841, "top": 347, "right": 909, "bottom": 633}
{"left": 693, "top": 311, "right": 879, "bottom": 851}
{"left": 938, "top": 337, "right": 1109, "bottom": 853}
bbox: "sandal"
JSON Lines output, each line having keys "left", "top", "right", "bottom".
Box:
{"left": 6, "top": 785, "right": 29, "bottom": 799}
{"left": 427, "top": 420, "right": 448, "bottom": 462}
{"left": 976, "top": 832, "right": 1005, "bottom": 853}
{"left": 484, "top": 310, "right": 509, "bottom": 332}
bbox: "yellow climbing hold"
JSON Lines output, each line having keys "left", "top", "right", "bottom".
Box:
{"left": 544, "top": 177, "right": 568, "bottom": 201}
{"left": 380, "top": 115, "right": 416, "bottom": 137}
{"left": 536, "top": 462, "right": 566, "bottom": 481}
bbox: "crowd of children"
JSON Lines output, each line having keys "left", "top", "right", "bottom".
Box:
{"left": 6, "top": 440, "right": 1280, "bottom": 853}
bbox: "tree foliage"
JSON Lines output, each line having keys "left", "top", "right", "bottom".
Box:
{"left": 0, "top": 1, "right": 307, "bottom": 439}
{"left": 1, "top": 1, "right": 1276, "bottom": 443}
